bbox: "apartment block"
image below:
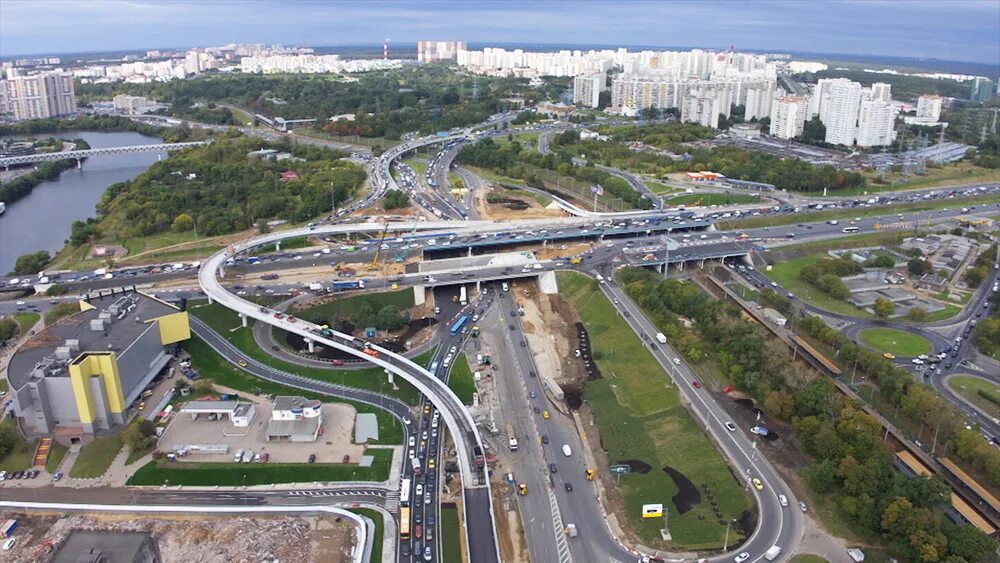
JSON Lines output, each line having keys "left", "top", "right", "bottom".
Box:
{"left": 1, "top": 69, "right": 76, "bottom": 120}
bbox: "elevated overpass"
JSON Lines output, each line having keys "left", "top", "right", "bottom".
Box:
{"left": 198, "top": 220, "right": 500, "bottom": 563}
{"left": 0, "top": 141, "right": 208, "bottom": 169}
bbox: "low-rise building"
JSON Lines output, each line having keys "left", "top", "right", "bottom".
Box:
{"left": 266, "top": 396, "right": 323, "bottom": 442}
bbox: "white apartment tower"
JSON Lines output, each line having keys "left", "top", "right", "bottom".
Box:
{"left": 681, "top": 88, "right": 725, "bottom": 129}
{"left": 819, "top": 78, "right": 863, "bottom": 146}
{"left": 856, "top": 100, "right": 898, "bottom": 147}
{"left": 769, "top": 96, "right": 808, "bottom": 139}
{"left": 916, "top": 94, "right": 943, "bottom": 121}
{"left": 1, "top": 70, "right": 77, "bottom": 121}
{"left": 870, "top": 82, "right": 892, "bottom": 102}
{"left": 573, "top": 72, "right": 606, "bottom": 108}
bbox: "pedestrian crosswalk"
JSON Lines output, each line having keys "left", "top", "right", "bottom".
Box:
{"left": 547, "top": 487, "right": 572, "bottom": 563}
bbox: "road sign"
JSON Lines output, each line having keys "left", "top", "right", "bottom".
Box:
{"left": 610, "top": 464, "right": 630, "bottom": 475}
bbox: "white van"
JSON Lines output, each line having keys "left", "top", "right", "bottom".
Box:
{"left": 562, "top": 444, "right": 572, "bottom": 457}
{"left": 234, "top": 449, "right": 244, "bottom": 462}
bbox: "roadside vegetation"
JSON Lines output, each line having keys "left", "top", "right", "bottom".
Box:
{"left": 69, "top": 433, "right": 124, "bottom": 478}
{"left": 858, "top": 328, "right": 932, "bottom": 357}
{"left": 946, "top": 375, "right": 1000, "bottom": 418}
{"left": 617, "top": 267, "right": 997, "bottom": 562}
{"left": 446, "top": 353, "right": 475, "bottom": 405}
{"left": 127, "top": 448, "right": 391, "bottom": 486}
{"left": 557, "top": 272, "right": 751, "bottom": 549}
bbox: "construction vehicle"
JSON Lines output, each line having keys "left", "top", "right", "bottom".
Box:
{"left": 518, "top": 483, "right": 528, "bottom": 496}
{"left": 585, "top": 469, "right": 596, "bottom": 481}
{"left": 365, "top": 223, "right": 391, "bottom": 271}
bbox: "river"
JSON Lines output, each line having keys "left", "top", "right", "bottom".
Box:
{"left": 0, "top": 130, "right": 165, "bottom": 274}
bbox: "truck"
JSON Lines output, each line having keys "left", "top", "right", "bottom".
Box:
{"left": 333, "top": 280, "right": 366, "bottom": 290}
{"left": 507, "top": 424, "right": 519, "bottom": 452}
{"left": 242, "top": 450, "right": 254, "bottom": 463}
{"left": 655, "top": 333, "right": 667, "bottom": 344}
{"left": 473, "top": 445, "right": 485, "bottom": 467}
{"left": 751, "top": 426, "right": 770, "bottom": 437}
{"left": 0, "top": 519, "right": 17, "bottom": 539}
{"left": 565, "top": 524, "right": 578, "bottom": 538}
{"left": 764, "top": 546, "right": 782, "bottom": 561}
{"left": 411, "top": 457, "right": 423, "bottom": 476}
{"left": 460, "top": 285, "right": 468, "bottom": 306}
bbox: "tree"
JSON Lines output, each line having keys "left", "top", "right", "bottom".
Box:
{"left": 0, "top": 318, "right": 18, "bottom": 341}
{"left": 964, "top": 265, "right": 987, "bottom": 288}
{"left": 907, "top": 257, "right": 931, "bottom": 277}
{"left": 872, "top": 255, "right": 895, "bottom": 268}
{"left": 0, "top": 421, "right": 20, "bottom": 460}
{"left": 122, "top": 420, "right": 157, "bottom": 452}
{"left": 873, "top": 297, "right": 895, "bottom": 318}
{"left": 45, "top": 284, "right": 68, "bottom": 297}
{"left": 906, "top": 307, "right": 928, "bottom": 322}
{"left": 375, "top": 305, "right": 408, "bottom": 331}
{"left": 799, "top": 118, "right": 826, "bottom": 143}
{"left": 256, "top": 220, "right": 270, "bottom": 234}
{"left": 11, "top": 250, "right": 51, "bottom": 275}
{"left": 171, "top": 213, "right": 194, "bottom": 232}
{"left": 192, "top": 378, "right": 215, "bottom": 395}
{"left": 383, "top": 189, "right": 410, "bottom": 210}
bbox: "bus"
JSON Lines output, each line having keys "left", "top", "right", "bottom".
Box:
{"left": 450, "top": 315, "right": 470, "bottom": 336}
{"left": 411, "top": 457, "right": 423, "bottom": 476}
{"left": 400, "top": 477, "right": 412, "bottom": 508}
{"left": 399, "top": 507, "right": 411, "bottom": 540}
{"left": 841, "top": 226, "right": 860, "bottom": 233}
{"left": 460, "top": 285, "right": 468, "bottom": 306}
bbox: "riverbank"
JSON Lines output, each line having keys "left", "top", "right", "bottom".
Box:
{"left": 0, "top": 138, "right": 90, "bottom": 204}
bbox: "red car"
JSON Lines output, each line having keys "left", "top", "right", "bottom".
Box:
{"left": 261, "top": 453, "right": 270, "bottom": 463}
{"left": 273, "top": 313, "right": 284, "bottom": 319}
{"left": 287, "top": 316, "right": 297, "bottom": 323}
{"left": 691, "top": 380, "right": 702, "bottom": 389}
{"left": 331, "top": 359, "right": 344, "bottom": 366}
{"left": 414, "top": 524, "right": 423, "bottom": 539}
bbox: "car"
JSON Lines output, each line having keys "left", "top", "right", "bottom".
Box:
{"left": 752, "top": 478, "right": 764, "bottom": 491}
{"left": 3, "top": 538, "right": 16, "bottom": 551}
{"left": 423, "top": 547, "right": 433, "bottom": 561}
{"left": 509, "top": 324, "right": 515, "bottom": 331}
{"left": 428, "top": 458, "right": 436, "bottom": 469}
{"left": 883, "top": 352, "right": 896, "bottom": 360}
{"left": 529, "top": 391, "right": 537, "bottom": 399}
{"left": 415, "top": 483, "right": 424, "bottom": 496}
{"left": 409, "top": 436, "right": 416, "bottom": 447}
{"left": 542, "top": 410, "right": 550, "bottom": 419}
{"left": 331, "top": 359, "right": 344, "bottom": 366}
{"left": 673, "top": 357, "right": 682, "bottom": 365}
{"left": 778, "top": 494, "right": 788, "bottom": 507}
{"left": 691, "top": 380, "right": 702, "bottom": 388}
{"left": 424, "top": 404, "right": 431, "bottom": 414}
{"left": 565, "top": 482, "right": 574, "bottom": 492}
{"left": 725, "top": 421, "right": 737, "bottom": 432}
{"left": 549, "top": 463, "right": 558, "bottom": 474}
{"left": 799, "top": 501, "right": 808, "bottom": 512}
{"left": 52, "top": 471, "right": 63, "bottom": 481}
{"left": 529, "top": 370, "right": 536, "bottom": 378}
{"left": 237, "top": 359, "right": 247, "bottom": 367}
{"left": 734, "top": 552, "right": 750, "bottom": 563}
{"left": 261, "top": 453, "right": 270, "bottom": 463}
{"left": 541, "top": 435, "right": 549, "bottom": 444}
{"left": 534, "top": 406, "right": 541, "bottom": 414}
{"left": 308, "top": 454, "right": 317, "bottom": 463}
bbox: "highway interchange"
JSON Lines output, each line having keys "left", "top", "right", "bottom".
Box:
{"left": 2, "top": 113, "right": 1000, "bottom": 563}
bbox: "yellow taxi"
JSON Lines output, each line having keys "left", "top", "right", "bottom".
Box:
{"left": 428, "top": 458, "right": 436, "bottom": 470}
{"left": 883, "top": 352, "right": 896, "bottom": 360}
{"left": 752, "top": 478, "right": 764, "bottom": 491}
{"left": 238, "top": 359, "right": 247, "bottom": 367}
{"left": 542, "top": 410, "right": 550, "bottom": 420}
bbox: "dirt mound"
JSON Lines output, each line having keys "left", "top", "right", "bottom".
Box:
{"left": 617, "top": 459, "right": 652, "bottom": 474}
{"left": 663, "top": 466, "right": 701, "bottom": 514}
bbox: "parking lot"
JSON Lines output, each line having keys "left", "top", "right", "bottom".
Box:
{"left": 157, "top": 397, "right": 365, "bottom": 464}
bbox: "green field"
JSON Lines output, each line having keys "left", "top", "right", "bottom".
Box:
{"left": 646, "top": 180, "right": 681, "bottom": 195}
{"left": 766, "top": 256, "right": 873, "bottom": 318}
{"left": 665, "top": 193, "right": 760, "bottom": 206}
{"left": 946, "top": 375, "right": 1000, "bottom": 418}
{"left": 69, "top": 433, "right": 124, "bottom": 478}
{"left": 402, "top": 157, "right": 429, "bottom": 178}
{"left": 557, "top": 272, "right": 752, "bottom": 549}
{"left": 790, "top": 555, "right": 830, "bottom": 563}
{"left": 0, "top": 419, "right": 35, "bottom": 472}
{"left": 189, "top": 300, "right": 422, "bottom": 405}
{"left": 45, "top": 443, "right": 69, "bottom": 473}
{"left": 291, "top": 289, "right": 415, "bottom": 324}
{"left": 447, "top": 353, "right": 475, "bottom": 405}
{"left": 718, "top": 192, "right": 1000, "bottom": 230}
{"left": 858, "top": 328, "right": 932, "bottom": 357}
{"left": 13, "top": 312, "right": 39, "bottom": 334}
{"left": 440, "top": 505, "right": 463, "bottom": 563}
{"left": 183, "top": 336, "right": 404, "bottom": 444}
{"left": 352, "top": 508, "right": 384, "bottom": 563}
{"left": 126, "top": 448, "right": 391, "bottom": 486}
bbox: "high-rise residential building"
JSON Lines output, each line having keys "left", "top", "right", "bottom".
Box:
{"left": 807, "top": 77, "right": 834, "bottom": 118}
{"left": 572, "top": 72, "right": 606, "bottom": 108}
{"left": 916, "top": 94, "right": 943, "bottom": 121}
{"left": 743, "top": 82, "right": 776, "bottom": 121}
{"left": 856, "top": 99, "right": 898, "bottom": 147}
{"left": 819, "top": 78, "right": 862, "bottom": 146}
{"left": 970, "top": 77, "right": 995, "bottom": 103}
{"left": 417, "top": 41, "right": 466, "bottom": 63}
{"left": 870, "top": 82, "right": 892, "bottom": 102}
{"left": 1, "top": 70, "right": 77, "bottom": 121}
{"left": 681, "top": 87, "right": 727, "bottom": 129}
{"left": 769, "top": 95, "right": 808, "bottom": 139}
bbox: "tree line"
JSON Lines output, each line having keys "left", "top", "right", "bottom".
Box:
{"left": 0, "top": 138, "right": 89, "bottom": 205}
{"left": 617, "top": 267, "right": 996, "bottom": 562}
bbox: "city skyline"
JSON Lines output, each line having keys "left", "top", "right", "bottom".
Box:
{"left": 1, "top": 0, "right": 999, "bottom": 67}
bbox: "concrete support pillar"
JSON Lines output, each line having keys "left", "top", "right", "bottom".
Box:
{"left": 413, "top": 285, "right": 426, "bottom": 306}
{"left": 207, "top": 295, "right": 214, "bottom": 305}
{"left": 706, "top": 223, "right": 717, "bottom": 232}
{"left": 678, "top": 261, "right": 685, "bottom": 272}
{"left": 699, "top": 259, "right": 705, "bottom": 269}
{"left": 76, "top": 158, "right": 82, "bottom": 170}
{"left": 468, "top": 247, "right": 473, "bottom": 257}
{"left": 305, "top": 338, "right": 315, "bottom": 353}
{"left": 275, "top": 241, "right": 281, "bottom": 252}
{"left": 385, "top": 368, "right": 395, "bottom": 386}
{"left": 538, "top": 271, "right": 559, "bottom": 294}
{"left": 476, "top": 280, "right": 481, "bottom": 293}
{"left": 239, "top": 313, "right": 248, "bottom": 328}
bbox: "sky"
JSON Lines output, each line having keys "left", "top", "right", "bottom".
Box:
{"left": 1, "top": 0, "right": 998, "bottom": 66}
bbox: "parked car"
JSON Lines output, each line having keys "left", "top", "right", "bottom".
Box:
{"left": 308, "top": 454, "right": 317, "bottom": 463}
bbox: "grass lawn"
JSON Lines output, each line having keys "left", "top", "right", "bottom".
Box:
{"left": 836, "top": 161, "right": 1000, "bottom": 196}
{"left": 646, "top": 180, "right": 680, "bottom": 195}
{"left": 766, "top": 256, "right": 873, "bottom": 318}
{"left": 183, "top": 336, "right": 405, "bottom": 444}
{"left": 402, "top": 157, "right": 429, "bottom": 178}
{"left": 69, "top": 433, "right": 123, "bottom": 478}
{"left": 188, "top": 300, "right": 422, "bottom": 405}
{"left": 45, "top": 443, "right": 69, "bottom": 473}
{"left": 664, "top": 193, "right": 760, "bottom": 206}
{"left": 125, "top": 443, "right": 157, "bottom": 466}
{"left": 440, "top": 505, "right": 463, "bottom": 563}
{"left": 13, "top": 312, "right": 39, "bottom": 334}
{"left": 0, "top": 419, "right": 35, "bottom": 472}
{"left": 291, "top": 289, "right": 415, "bottom": 324}
{"left": 920, "top": 303, "right": 962, "bottom": 322}
{"left": 858, "top": 328, "right": 932, "bottom": 357}
{"left": 352, "top": 508, "right": 384, "bottom": 563}
{"left": 126, "top": 448, "right": 391, "bottom": 486}
{"left": 790, "top": 554, "right": 830, "bottom": 563}
{"left": 557, "top": 272, "right": 752, "bottom": 549}
{"left": 719, "top": 192, "right": 1000, "bottom": 230}
{"left": 946, "top": 375, "right": 1000, "bottom": 418}
{"left": 447, "top": 352, "right": 475, "bottom": 405}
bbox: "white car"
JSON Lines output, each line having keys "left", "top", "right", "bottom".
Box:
{"left": 778, "top": 494, "right": 788, "bottom": 507}
{"left": 415, "top": 484, "right": 424, "bottom": 496}
{"left": 2, "top": 538, "right": 15, "bottom": 551}
{"left": 734, "top": 552, "right": 749, "bottom": 563}
{"left": 725, "top": 422, "right": 737, "bottom": 432}
{"left": 673, "top": 358, "right": 682, "bottom": 365}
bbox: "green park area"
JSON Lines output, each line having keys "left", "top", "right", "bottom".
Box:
{"left": 858, "top": 328, "right": 932, "bottom": 357}
{"left": 447, "top": 353, "right": 476, "bottom": 405}
{"left": 664, "top": 193, "right": 760, "bottom": 207}
{"left": 557, "top": 272, "right": 751, "bottom": 549}
{"left": 188, "top": 300, "right": 423, "bottom": 405}
{"left": 292, "top": 288, "right": 415, "bottom": 323}
{"left": 946, "top": 375, "right": 1000, "bottom": 418}
{"left": 789, "top": 556, "right": 829, "bottom": 563}
{"left": 69, "top": 433, "right": 124, "bottom": 478}
{"left": 127, "top": 448, "right": 391, "bottom": 486}
{"left": 765, "top": 255, "right": 873, "bottom": 318}
{"left": 0, "top": 419, "right": 68, "bottom": 473}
